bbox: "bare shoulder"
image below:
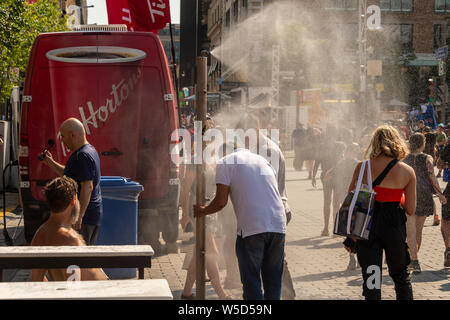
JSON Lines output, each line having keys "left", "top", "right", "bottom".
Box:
{"left": 53, "top": 227, "right": 85, "bottom": 246}
{"left": 354, "top": 161, "right": 364, "bottom": 171}
{"left": 30, "top": 224, "right": 46, "bottom": 246}
{"left": 397, "top": 161, "right": 416, "bottom": 178}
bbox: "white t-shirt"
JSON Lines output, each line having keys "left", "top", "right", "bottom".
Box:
{"left": 421, "top": 104, "right": 427, "bottom": 114}
{"left": 215, "top": 149, "right": 286, "bottom": 238}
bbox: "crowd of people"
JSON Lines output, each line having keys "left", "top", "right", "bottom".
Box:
{"left": 25, "top": 108, "right": 450, "bottom": 300}
{"left": 178, "top": 112, "right": 295, "bottom": 300}
{"left": 292, "top": 118, "right": 450, "bottom": 300}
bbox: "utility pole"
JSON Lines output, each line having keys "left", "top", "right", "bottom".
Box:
{"left": 271, "top": 45, "right": 280, "bottom": 122}
{"left": 195, "top": 55, "right": 207, "bottom": 301}
{"left": 439, "top": 42, "right": 448, "bottom": 123}
{"left": 358, "top": 0, "right": 368, "bottom": 125}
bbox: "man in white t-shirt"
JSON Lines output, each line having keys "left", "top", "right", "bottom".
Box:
{"left": 236, "top": 115, "right": 295, "bottom": 299}
{"left": 194, "top": 146, "right": 286, "bottom": 300}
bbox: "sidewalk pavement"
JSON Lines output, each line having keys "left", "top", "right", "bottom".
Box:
{"left": 147, "top": 151, "right": 449, "bottom": 300}
{"left": 2, "top": 151, "right": 449, "bottom": 299}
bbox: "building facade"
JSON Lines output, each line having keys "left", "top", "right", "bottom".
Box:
{"left": 61, "top": 0, "right": 88, "bottom": 25}
{"left": 158, "top": 24, "right": 181, "bottom": 64}
{"left": 207, "top": 0, "right": 223, "bottom": 93}
{"left": 204, "top": 0, "right": 450, "bottom": 118}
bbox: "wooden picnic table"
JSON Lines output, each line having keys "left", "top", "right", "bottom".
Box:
{"left": 0, "top": 279, "right": 172, "bottom": 300}
{"left": 0, "top": 245, "right": 154, "bottom": 281}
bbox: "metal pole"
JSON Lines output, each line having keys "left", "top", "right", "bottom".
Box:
{"left": 169, "top": 23, "right": 182, "bottom": 126}
{"left": 296, "top": 90, "right": 300, "bottom": 128}
{"left": 358, "top": 0, "right": 368, "bottom": 126}
{"left": 195, "top": 55, "right": 207, "bottom": 300}
{"left": 443, "top": 78, "right": 448, "bottom": 123}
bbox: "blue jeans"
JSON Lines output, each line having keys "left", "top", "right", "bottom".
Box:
{"left": 235, "top": 232, "right": 285, "bottom": 300}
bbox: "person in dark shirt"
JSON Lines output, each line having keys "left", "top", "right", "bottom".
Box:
{"left": 43, "top": 118, "right": 102, "bottom": 245}
{"left": 325, "top": 142, "right": 360, "bottom": 269}
{"left": 436, "top": 144, "right": 450, "bottom": 266}
{"left": 292, "top": 123, "right": 306, "bottom": 171}
{"left": 312, "top": 126, "right": 345, "bottom": 236}
{"left": 414, "top": 120, "right": 425, "bottom": 134}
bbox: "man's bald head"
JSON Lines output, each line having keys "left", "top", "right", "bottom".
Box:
{"left": 60, "top": 118, "right": 86, "bottom": 137}
{"left": 59, "top": 118, "right": 88, "bottom": 151}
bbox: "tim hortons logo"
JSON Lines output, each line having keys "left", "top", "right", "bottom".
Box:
{"left": 57, "top": 69, "right": 142, "bottom": 157}
{"left": 78, "top": 68, "right": 142, "bottom": 135}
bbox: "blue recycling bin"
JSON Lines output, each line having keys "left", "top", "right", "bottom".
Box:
{"left": 96, "top": 176, "right": 144, "bottom": 279}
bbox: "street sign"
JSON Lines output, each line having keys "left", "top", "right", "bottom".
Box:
{"left": 376, "top": 83, "right": 384, "bottom": 92}
{"left": 439, "top": 59, "right": 446, "bottom": 76}
{"left": 436, "top": 45, "right": 448, "bottom": 60}
{"left": 368, "top": 60, "right": 382, "bottom": 76}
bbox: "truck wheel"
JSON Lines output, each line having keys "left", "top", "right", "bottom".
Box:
{"left": 160, "top": 209, "right": 179, "bottom": 251}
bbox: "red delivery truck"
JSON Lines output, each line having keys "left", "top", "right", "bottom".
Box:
{"left": 19, "top": 29, "right": 180, "bottom": 252}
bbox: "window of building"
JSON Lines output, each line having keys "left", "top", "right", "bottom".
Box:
{"left": 225, "top": 9, "right": 230, "bottom": 28}
{"left": 242, "top": 0, "right": 248, "bottom": 17}
{"left": 380, "top": 0, "right": 413, "bottom": 12}
{"left": 158, "top": 28, "right": 169, "bottom": 36}
{"left": 434, "top": 24, "right": 445, "bottom": 49}
{"left": 435, "top": 0, "right": 450, "bottom": 12}
{"left": 400, "top": 24, "right": 413, "bottom": 47}
{"left": 233, "top": 0, "right": 239, "bottom": 23}
{"left": 324, "top": 0, "right": 357, "bottom": 10}
{"left": 385, "top": 24, "right": 413, "bottom": 49}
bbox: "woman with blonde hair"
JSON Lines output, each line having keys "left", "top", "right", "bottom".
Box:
{"left": 344, "top": 125, "right": 415, "bottom": 300}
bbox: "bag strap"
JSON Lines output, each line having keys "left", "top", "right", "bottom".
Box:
{"left": 372, "top": 159, "right": 398, "bottom": 188}
{"left": 346, "top": 160, "right": 367, "bottom": 234}
{"left": 366, "top": 159, "right": 373, "bottom": 191}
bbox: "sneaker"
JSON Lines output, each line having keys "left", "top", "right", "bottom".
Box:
{"left": 408, "top": 260, "right": 421, "bottom": 274}
{"left": 445, "top": 248, "right": 450, "bottom": 267}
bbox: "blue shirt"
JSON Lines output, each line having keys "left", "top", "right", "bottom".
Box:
{"left": 63, "top": 144, "right": 102, "bottom": 226}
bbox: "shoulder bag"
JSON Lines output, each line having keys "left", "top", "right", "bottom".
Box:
{"left": 333, "top": 160, "right": 376, "bottom": 240}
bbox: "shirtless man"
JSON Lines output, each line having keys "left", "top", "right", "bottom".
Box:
{"left": 31, "top": 176, "right": 108, "bottom": 281}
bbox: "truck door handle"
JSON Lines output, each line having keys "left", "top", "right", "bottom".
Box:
{"left": 102, "top": 150, "right": 123, "bottom": 156}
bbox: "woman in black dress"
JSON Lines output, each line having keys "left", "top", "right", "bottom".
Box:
{"left": 403, "top": 133, "right": 446, "bottom": 273}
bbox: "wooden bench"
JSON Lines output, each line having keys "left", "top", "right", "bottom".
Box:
{"left": 0, "top": 245, "right": 154, "bottom": 281}
{"left": 0, "top": 279, "right": 172, "bottom": 300}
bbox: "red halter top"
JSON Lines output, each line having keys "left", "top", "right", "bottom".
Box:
{"left": 374, "top": 186, "right": 404, "bottom": 203}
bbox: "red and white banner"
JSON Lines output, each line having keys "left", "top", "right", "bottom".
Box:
{"left": 106, "top": 0, "right": 171, "bottom": 32}
{"left": 105, "top": 0, "right": 136, "bottom": 31}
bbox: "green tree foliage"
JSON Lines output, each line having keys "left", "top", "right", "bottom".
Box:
{"left": 0, "top": 0, "right": 67, "bottom": 101}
